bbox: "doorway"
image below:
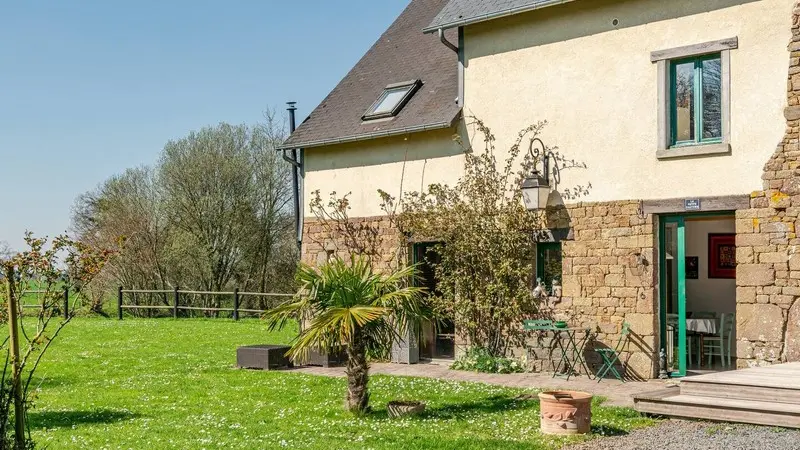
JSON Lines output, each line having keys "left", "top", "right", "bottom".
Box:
{"left": 659, "top": 213, "right": 736, "bottom": 377}
{"left": 413, "top": 242, "right": 455, "bottom": 360}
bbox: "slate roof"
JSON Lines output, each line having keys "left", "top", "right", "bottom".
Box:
{"left": 279, "top": 0, "right": 460, "bottom": 150}
{"left": 424, "top": 0, "right": 577, "bottom": 32}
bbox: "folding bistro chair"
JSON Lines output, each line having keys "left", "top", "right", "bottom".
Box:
{"left": 523, "top": 320, "right": 553, "bottom": 371}
{"left": 595, "top": 322, "right": 630, "bottom": 382}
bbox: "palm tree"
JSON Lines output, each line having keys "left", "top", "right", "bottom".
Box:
{"left": 264, "top": 256, "right": 432, "bottom": 414}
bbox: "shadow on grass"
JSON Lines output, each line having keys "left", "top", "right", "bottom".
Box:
{"left": 369, "top": 395, "right": 539, "bottom": 421}
{"left": 28, "top": 409, "right": 139, "bottom": 429}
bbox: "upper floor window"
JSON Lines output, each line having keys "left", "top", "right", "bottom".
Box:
{"left": 671, "top": 54, "right": 722, "bottom": 146}
{"left": 362, "top": 80, "right": 422, "bottom": 121}
{"left": 652, "top": 37, "right": 737, "bottom": 159}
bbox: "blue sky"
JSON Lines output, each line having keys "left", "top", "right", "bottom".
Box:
{"left": 0, "top": 0, "right": 407, "bottom": 250}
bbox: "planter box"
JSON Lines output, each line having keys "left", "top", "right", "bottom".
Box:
{"left": 387, "top": 401, "right": 426, "bottom": 418}
{"left": 305, "top": 348, "right": 346, "bottom": 367}
{"left": 538, "top": 390, "right": 592, "bottom": 435}
{"left": 236, "top": 345, "right": 293, "bottom": 370}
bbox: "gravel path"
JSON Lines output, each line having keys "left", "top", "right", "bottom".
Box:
{"left": 566, "top": 420, "right": 800, "bottom": 450}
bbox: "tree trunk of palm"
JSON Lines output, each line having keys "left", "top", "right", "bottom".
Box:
{"left": 345, "top": 332, "right": 370, "bottom": 414}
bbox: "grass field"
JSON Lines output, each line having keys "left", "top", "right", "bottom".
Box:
{"left": 27, "top": 318, "right": 655, "bottom": 449}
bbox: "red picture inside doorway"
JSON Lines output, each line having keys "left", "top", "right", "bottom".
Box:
{"left": 708, "top": 233, "right": 736, "bottom": 279}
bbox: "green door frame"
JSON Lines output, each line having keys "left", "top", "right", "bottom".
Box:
{"left": 658, "top": 211, "right": 734, "bottom": 377}
{"left": 659, "top": 215, "right": 687, "bottom": 376}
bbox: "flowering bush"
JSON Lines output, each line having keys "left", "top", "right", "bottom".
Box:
{"left": 450, "top": 347, "right": 525, "bottom": 374}
{"left": 0, "top": 233, "right": 116, "bottom": 449}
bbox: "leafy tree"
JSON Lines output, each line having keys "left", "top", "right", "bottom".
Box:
{"left": 73, "top": 166, "right": 168, "bottom": 314}
{"left": 391, "top": 118, "right": 589, "bottom": 357}
{"left": 264, "top": 257, "right": 430, "bottom": 414}
{"left": 72, "top": 113, "right": 296, "bottom": 312}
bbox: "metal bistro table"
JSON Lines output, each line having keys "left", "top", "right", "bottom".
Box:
{"left": 551, "top": 326, "right": 594, "bottom": 381}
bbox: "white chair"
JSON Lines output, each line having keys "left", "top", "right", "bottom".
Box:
{"left": 703, "top": 312, "right": 735, "bottom": 368}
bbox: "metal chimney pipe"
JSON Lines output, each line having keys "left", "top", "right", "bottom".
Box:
{"left": 287, "top": 101, "right": 297, "bottom": 132}
{"left": 285, "top": 101, "right": 302, "bottom": 253}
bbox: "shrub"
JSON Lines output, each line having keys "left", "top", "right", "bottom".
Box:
{"left": 451, "top": 347, "right": 525, "bottom": 374}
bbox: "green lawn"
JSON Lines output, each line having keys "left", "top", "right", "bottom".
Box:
{"left": 28, "top": 318, "right": 655, "bottom": 449}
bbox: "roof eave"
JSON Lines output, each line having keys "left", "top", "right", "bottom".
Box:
{"left": 277, "top": 112, "right": 461, "bottom": 151}
{"left": 422, "top": 0, "right": 577, "bottom": 33}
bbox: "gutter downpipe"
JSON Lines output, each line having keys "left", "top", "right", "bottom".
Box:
{"left": 438, "top": 29, "right": 458, "bottom": 54}
{"left": 438, "top": 28, "right": 464, "bottom": 109}
{"left": 282, "top": 102, "right": 303, "bottom": 253}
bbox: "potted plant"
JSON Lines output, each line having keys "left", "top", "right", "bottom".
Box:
{"left": 538, "top": 390, "right": 592, "bottom": 435}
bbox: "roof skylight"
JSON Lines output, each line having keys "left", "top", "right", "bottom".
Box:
{"left": 362, "top": 80, "right": 422, "bottom": 121}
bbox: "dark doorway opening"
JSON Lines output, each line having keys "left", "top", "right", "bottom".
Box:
{"left": 413, "top": 242, "right": 455, "bottom": 360}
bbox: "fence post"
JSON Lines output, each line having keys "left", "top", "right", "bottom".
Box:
{"left": 63, "top": 286, "right": 69, "bottom": 320}
{"left": 173, "top": 286, "right": 179, "bottom": 319}
{"left": 117, "top": 286, "right": 123, "bottom": 320}
{"left": 233, "top": 288, "right": 240, "bottom": 321}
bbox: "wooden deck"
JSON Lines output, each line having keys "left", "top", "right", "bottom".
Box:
{"left": 633, "top": 362, "right": 800, "bottom": 428}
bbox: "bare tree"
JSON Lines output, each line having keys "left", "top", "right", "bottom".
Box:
{"left": 0, "top": 242, "right": 13, "bottom": 262}
{"left": 72, "top": 114, "right": 296, "bottom": 313}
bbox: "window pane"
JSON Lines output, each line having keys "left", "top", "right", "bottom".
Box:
{"left": 539, "top": 244, "right": 562, "bottom": 289}
{"left": 702, "top": 57, "right": 722, "bottom": 139}
{"left": 674, "top": 61, "right": 695, "bottom": 142}
{"left": 371, "top": 87, "right": 410, "bottom": 115}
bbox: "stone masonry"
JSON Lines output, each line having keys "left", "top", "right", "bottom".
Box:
{"left": 303, "top": 200, "right": 660, "bottom": 378}
{"left": 735, "top": 3, "right": 800, "bottom": 367}
{"left": 557, "top": 201, "right": 658, "bottom": 379}
{"left": 302, "top": 216, "right": 402, "bottom": 272}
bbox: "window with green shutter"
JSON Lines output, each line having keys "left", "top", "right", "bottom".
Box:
{"left": 670, "top": 54, "right": 723, "bottom": 147}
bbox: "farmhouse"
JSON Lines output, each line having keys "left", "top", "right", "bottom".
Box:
{"left": 280, "top": 0, "right": 800, "bottom": 379}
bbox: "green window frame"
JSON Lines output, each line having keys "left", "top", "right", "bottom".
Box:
{"left": 670, "top": 53, "right": 723, "bottom": 147}
{"left": 536, "top": 242, "right": 562, "bottom": 290}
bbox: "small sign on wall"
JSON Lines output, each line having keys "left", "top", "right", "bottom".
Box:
{"left": 684, "top": 199, "right": 701, "bottom": 211}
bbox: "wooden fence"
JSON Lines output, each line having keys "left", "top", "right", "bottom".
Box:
{"left": 21, "top": 288, "right": 70, "bottom": 320}
{"left": 116, "top": 287, "right": 294, "bottom": 320}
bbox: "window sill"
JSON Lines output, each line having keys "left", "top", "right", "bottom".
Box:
{"left": 656, "top": 142, "right": 730, "bottom": 160}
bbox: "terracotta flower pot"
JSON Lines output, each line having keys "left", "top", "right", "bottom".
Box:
{"left": 538, "top": 390, "right": 592, "bottom": 435}
{"left": 387, "top": 400, "right": 426, "bottom": 418}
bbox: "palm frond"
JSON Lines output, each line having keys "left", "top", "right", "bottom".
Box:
{"left": 267, "top": 255, "right": 436, "bottom": 363}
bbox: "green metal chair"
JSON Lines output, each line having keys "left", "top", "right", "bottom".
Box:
{"left": 595, "top": 322, "right": 630, "bottom": 382}
{"left": 523, "top": 320, "right": 553, "bottom": 372}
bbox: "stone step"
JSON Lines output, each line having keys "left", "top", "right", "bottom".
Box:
{"left": 633, "top": 387, "right": 800, "bottom": 429}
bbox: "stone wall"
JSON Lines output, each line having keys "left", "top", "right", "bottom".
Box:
{"left": 557, "top": 201, "right": 659, "bottom": 379}
{"left": 301, "top": 216, "right": 402, "bottom": 272}
{"left": 303, "top": 199, "right": 660, "bottom": 378}
{"left": 735, "top": 3, "right": 800, "bottom": 367}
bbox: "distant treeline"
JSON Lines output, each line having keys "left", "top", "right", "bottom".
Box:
{"left": 72, "top": 112, "right": 297, "bottom": 314}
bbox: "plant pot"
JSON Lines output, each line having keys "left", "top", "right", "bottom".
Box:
{"left": 538, "top": 390, "right": 592, "bottom": 435}
{"left": 387, "top": 400, "right": 426, "bottom": 418}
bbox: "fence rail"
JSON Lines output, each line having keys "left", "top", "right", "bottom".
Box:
{"left": 117, "top": 287, "right": 294, "bottom": 320}
{"left": 19, "top": 287, "right": 70, "bottom": 319}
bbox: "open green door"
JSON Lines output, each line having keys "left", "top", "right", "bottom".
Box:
{"left": 659, "top": 216, "right": 687, "bottom": 377}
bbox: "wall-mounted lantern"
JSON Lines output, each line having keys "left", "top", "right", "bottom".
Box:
{"left": 521, "top": 171, "right": 550, "bottom": 211}
{"left": 520, "top": 138, "right": 560, "bottom": 211}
